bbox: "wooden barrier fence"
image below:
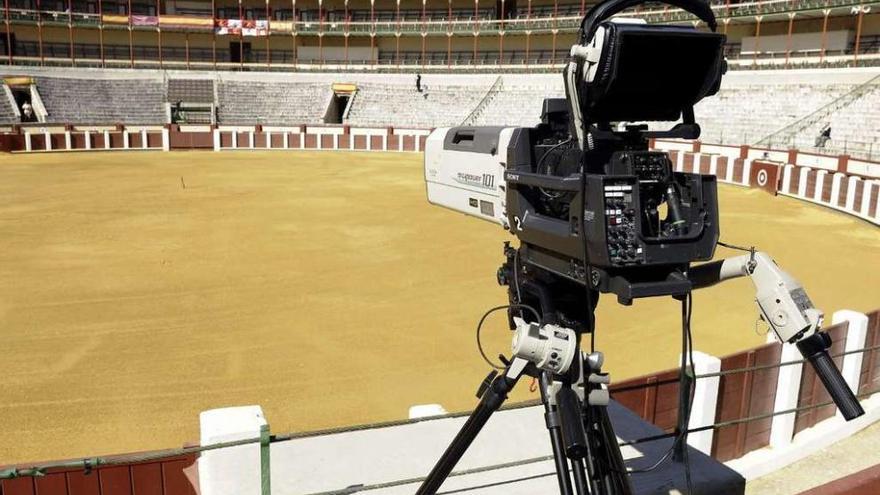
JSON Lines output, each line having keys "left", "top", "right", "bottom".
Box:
{"left": 0, "top": 124, "right": 430, "bottom": 154}
{"left": 610, "top": 309, "right": 880, "bottom": 467}
{"left": 1, "top": 453, "right": 197, "bottom": 495}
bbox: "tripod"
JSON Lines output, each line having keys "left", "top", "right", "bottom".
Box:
{"left": 416, "top": 347, "right": 634, "bottom": 495}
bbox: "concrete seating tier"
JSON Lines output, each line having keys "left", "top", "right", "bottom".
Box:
{"left": 36, "top": 77, "right": 166, "bottom": 124}
{"left": 792, "top": 87, "right": 880, "bottom": 160}
{"left": 217, "top": 80, "right": 332, "bottom": 125}
{"left": 691, "top": 83, "right": 854, "bottom": 146}
{"left": 344, "top": 82, "right": 492, "bottom": 128}
{"left": 0, "top": 88, "right": 17, "bottom": 124}
{"left": 167, "top": 79, "right": 215, "bottom": 104}
{"left": 468, "top": 85, "right": 565, "bottom": 127}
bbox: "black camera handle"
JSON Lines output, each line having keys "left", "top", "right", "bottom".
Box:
{"left": 579, "top": 0, "right": 718, "bottom": 44}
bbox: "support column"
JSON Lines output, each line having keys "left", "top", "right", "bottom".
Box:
{"left": 68, "top": 0, "right": 75, "bottom": 66}
{"left": 265, "top": 0, "right": 271, "bottom": 67}
{"left": 820, "top": 9, "right": 830, "bottom": 63}
{"left": 3, "top": 0, "right": 11, "bottom": 65}
{"left": 395, "top": 0, "right": 401, "bottom": 68}
{"left": 769, "top": 341, "right": 804, "bottom": 448}
{"left": 38, "top": 0, "right": 45, "bottom": 65}
{"left": 199, "top": 406, "right": 269, "bottom": 495}
{"left": 318, "top": 0, "right": 324, "bottom": 67}
{"left": 499, "top": 0, "right": 505, "bottom": 65}
{"left": 752, "top": 15, "right": 763, "bottom": 66}
{"left": 550, "top": 0, "right": 558, "bottom": 63}
{"left": 472, "top": 0, "right": 479, "bottom": 66}
{"left": 686, "top": 351, "right": 721, "bottom": 455}
{"left": 797, "top": 167, "right": 811, "bottom": 197}
{"left": 785, "top": 13, "right": 795, "bottom": 68}
{"left": 833, "top": 310, "right": 869, "bottom": 419}
{"left": 420, "top": 0, "right": 426, "bottom": 68}
{"left": 447, "top": 0, "right": 452, "bottom": 68}
{"left": 854, "top": 6, "right": 868, "bottom": 65}
{"left": 238, "top": 0, "right": 244, "bottom": 70}
{"left": 128, "top": 0, "right": 134, "bottom": 68}
{"left": 212, "top": 0, "right": 217, "bottom": 69}
{"left": 292, "top": 0, "right": 297, "bottom": 68}
{"left": 370, "top": 0, "right": 376, "bottom": 68}
{"left": 157, "top": 0, "right": 163, "bottom": 69}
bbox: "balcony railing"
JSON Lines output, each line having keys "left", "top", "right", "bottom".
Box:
{"left": 1, "top": 0, "right": 876, "bottom": 36}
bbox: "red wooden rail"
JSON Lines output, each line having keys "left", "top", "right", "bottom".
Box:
{"left": 0, "top": 453, "right": 197, "bottom": 495}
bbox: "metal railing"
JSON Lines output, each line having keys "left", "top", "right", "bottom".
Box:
{"left": 2, "top": 341, "right": 879, "bottom": 493}
{"left": 2, "top": 0, "right": 878, "bottom": 35}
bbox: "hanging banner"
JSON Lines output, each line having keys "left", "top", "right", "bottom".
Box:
{"left": 243, "top": 20, "right": 269, "bottom": 36}
{"left": 215, "top": 19, "right": 269, "bottom": 36}
{"left": 160, "top": 15, "right": 215, "bottom": 31}
{"left": 131, "top": 15, "right": 159, "bottom": 26}
{"left": 271, "top": 20, "right": 293, "bottom": 33}
{"left": 215, "top": 19, "right": 241, "bottom": 35}
{"left": 101, "top": 14, "right": 129, "bottom": 25}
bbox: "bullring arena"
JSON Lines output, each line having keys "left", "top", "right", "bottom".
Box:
{"left": 1, "top": 1, "right": 880, "bottom": 491}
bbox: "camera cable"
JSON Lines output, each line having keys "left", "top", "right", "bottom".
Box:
{"left": 578, "top": 147, "right": 597, "bottom": 353}
{"left": 476, "top": 304, "right": 543, "bottom": 370}
{"left": 536, "top": 138, "right": 573, "bottom": 200}
{"left": 626, "top": 292, "right": 696, "bottom": 494}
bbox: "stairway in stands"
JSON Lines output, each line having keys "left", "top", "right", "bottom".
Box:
{"left": 756, "top": 73, "right": 880, "bottom": 152}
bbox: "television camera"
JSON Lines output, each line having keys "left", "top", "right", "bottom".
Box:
{"left": 419, "top": 0, "right": 864, "bottom": 493}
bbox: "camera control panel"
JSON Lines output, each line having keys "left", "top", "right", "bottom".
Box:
{"left": 603, "top": 181, "right": 645, "bottom": 265}
{"left": 607, "top": 151, "right": 672, "bottom": 183}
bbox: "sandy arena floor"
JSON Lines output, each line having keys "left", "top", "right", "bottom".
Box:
{"left": 0, "top": 150, "right": 877, "bottom": 465}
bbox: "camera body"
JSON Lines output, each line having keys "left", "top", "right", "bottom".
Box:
{"left": 425, "top": 4, "right": 726, "bottom": 309}
{"left": 426, "top": 107, "right": 719, "bottom": 305}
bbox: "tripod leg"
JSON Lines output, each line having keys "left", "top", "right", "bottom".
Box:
{"left": 539, "top": 373, "right": 575, "bottom": 495}
{"left": 416, "top": 358, "right": 528, "bottom": 495}
{"left": 557, "top": 386, "right": 592, "bottom": 495}
{"left": 592, "top": 405, "right": 634, "bottom": 495}
{"left": 577, "top": 388, "right": 633, "bottom": 494}
{"left": 579, "top": 353, "right": 633, "bottom": 495}
{"left": 570, "top": 459, "right": 590, "bottom": 495}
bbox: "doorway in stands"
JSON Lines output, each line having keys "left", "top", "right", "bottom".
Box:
{"left": 324, "top": 83, "right": 357, "bottom": 124}
{"left": 4, "top": 77, "right": 36, "bottom": 123}
{"left": 230, "top": 42, "right": 252, "bottom": 64}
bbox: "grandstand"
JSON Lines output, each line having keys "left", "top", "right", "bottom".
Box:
{"left": 345, "top": 81, "right": 493, "bottom": 128}
{"left": 0, "top": 0, "right": 877, "bottom": 71}
{"left": 217, "top": 79, "right": 332, "bottom": 124}
{"left": 36, "top": 75, "right": 166, "bottom": 124}
{"left": 4, "top": 67, "right": 880, "bottom": 160}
